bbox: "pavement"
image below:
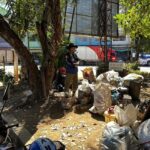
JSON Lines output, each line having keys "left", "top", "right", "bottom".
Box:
{"left": 140, "top": 66, "right": 150, "bottom": 73}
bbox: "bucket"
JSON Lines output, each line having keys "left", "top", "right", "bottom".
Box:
{"left": 129, "top": 80, "right": 141, "bottom": 100}
{"left": 104, "top": 110, "right": 117, "bottom": 123}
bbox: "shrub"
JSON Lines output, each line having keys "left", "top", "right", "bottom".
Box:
{"left": 123, "top": 62, "right": 150, "bottom": 79}
{"left": 0, "top": 69, "right": 13, "bottom": 83}
{"left": 124, "top": 62, "right": 139, "bottom": 70}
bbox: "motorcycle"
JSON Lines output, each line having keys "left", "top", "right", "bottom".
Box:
{"left": 0, "top": 79, "right": 66, "bottom": 150}
{"left": 0, "top": 79, "right": 18, "bottom": 150}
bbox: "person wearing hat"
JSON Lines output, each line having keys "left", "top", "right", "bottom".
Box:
{"left": 64, "top": 43, "right": 80, "bottom": 97}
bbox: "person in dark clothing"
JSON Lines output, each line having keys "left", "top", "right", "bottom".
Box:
{"left": 54, "top": 67, "right": 66, "bottom": 92}
{"left": 64, "top": 43, "right": 79, "bottom": 97}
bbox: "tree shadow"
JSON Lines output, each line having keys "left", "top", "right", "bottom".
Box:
{"left": 73, "top": 104, "right": 92, "bottom": 114}
{"left": 48, "top": 101, "right": 65, "bottom": 119}
{"left": 90, "top": 113, "right": 105, "bottom": 122}
{"left": 1, "top": 84, "right": 68, "bottom": 148}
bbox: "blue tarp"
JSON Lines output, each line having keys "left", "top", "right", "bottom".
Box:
{"left": 71, "top": 35, "right": 112, "bottom": 46}
{"left": 0, "top": 38, "right": 12, "bottom": 49}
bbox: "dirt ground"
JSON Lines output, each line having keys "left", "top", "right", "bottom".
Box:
{"left": 1, "top": 83, "right": 106, "bottom": 150}
{"left": 1, "top": 82, "right": 150, "bottom": 150}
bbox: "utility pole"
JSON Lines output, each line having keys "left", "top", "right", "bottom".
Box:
{"left": 99, "top": 0, "right": 115, "bottom": 63}
{"left": 68, "top": 0, "right": 77, "bottom": 41}
{"left": 99, "top": 0, "right": 109, "bottom": 63}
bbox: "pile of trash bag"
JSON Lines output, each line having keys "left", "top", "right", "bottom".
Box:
{"left": 137, "top": 119, "right": 150, "bottom": 149}
{"left": 75, "top": 69, "right": 144, "bottom": 115}
{"left": 75, "top": 79, "right": 93, "bottom": 105}
{"left": 75, "top": 68, "right": 150, "bottom": 150}
{"left": 100, "top": 117, "right": 150, "bottom": 150}
{"left": 100, "top": 121, "right": 140, "bottom": 150}
{"left": 96, "top": 70, "right": 122, "bottom": 86}
{"left": 122, "top": 73, "right": 144, "bottom": 87}
{"left": 74, "top": 68, "right": 149, "bottom": 149}
{"left": 89, "top": 82, "right": 112, "bottom": 115}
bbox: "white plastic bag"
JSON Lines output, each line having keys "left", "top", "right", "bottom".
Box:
{"left": 105, "top": 70, "right": 119, "bottom": 82}
{"left": 114, "top": 104, "right": 137, "bottom": 126}
{"left": 96, "top": 70, "right": 122, "bottom": 87}
{"left": 114, "top": 105, "right": 129, "bottom": 126}
{"left": 75, "top": 79, "right": 91, "bottom": 99}
{"left": 137, "top": 119, "right": 150, "bottom": 148}
{"left": 100, "top": 121, "right": 139, "bottom": 150}
{"left": 89, "top": 82, "right": 112, "bottom": 115}
{"left": 123, "top": 73, "right": 144, "bottom": 86}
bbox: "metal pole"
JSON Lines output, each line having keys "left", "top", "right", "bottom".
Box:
{"left": 62, "top": 0, "right": 68, "bottom": 35}
{"left": 2, "top": 56, "right": 5, "bottom": 85}
{"left": 104, "top": 0, "right": 108, "bottom": 63}
{"left": 68, "top": 1, "right": 76, "bottom": 41}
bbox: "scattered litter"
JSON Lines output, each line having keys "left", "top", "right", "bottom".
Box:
{"left": 51, "top": 126, "right": 59, "bottom": 131}
{"left": 71, "top": 142, "right": 76, "bottom": 146}
{"left": 61, "top": 133, "right": 68, "bottom": 140}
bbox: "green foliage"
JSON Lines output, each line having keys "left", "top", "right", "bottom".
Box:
{"left": 0, "top": 69, "right": 13, "bottom": 83}
{"left": 139, "top": 38, "right": 150, "bottom": 52}
{"left": 55, "top": 37, "right": 70, "bottom": 68}
{"left": 124, "top": 62, "right": 150, "bottom": 79}
{"left": 5, "top": 0, "right": 45, "bottom": 36}
{"left": 124, "top": 62, "right": 139, "bottom": 70}
{"left": 3, "top": 0, "right": 66, "bottom": 38}
{"left": 115, "top": 0, "right": 150, "bottom": 39}
{"left": 0, "top": 69, "right": 5, "bottom": 82}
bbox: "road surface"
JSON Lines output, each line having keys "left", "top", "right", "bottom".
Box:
{"left": 1, "top": 65, "right": 150, "bottom": 80}
{"left": 139, "top": 66, "right": 150, "bottom": 73}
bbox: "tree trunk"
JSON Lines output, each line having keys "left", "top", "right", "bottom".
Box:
{"left": 48, "top": 0, "right": 62, "bottom": 91}
{"left": 135, "top": 37, "right": 140, "bottom": 60}
{"left": 0, "top": 15, "right": 42, "bottom": 101}
{"left": 36, "top": 0, "right": 62, "bottom": 97}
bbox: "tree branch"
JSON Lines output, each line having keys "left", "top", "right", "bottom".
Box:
{"left": 0, "top": 14, "right": 37, "bottom": 70}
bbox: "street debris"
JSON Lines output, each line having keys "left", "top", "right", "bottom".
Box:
{"left": 137, "top": 119, "right": 150, "bottom": 149}
{"left": 100, "top": 121, "right": 139, "bottom": 150}
{"left": 2, "top": 68, "right": 150, "bottom": 150}
{"left": 67, "top": 68, "right": 149, "bottom": 149}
